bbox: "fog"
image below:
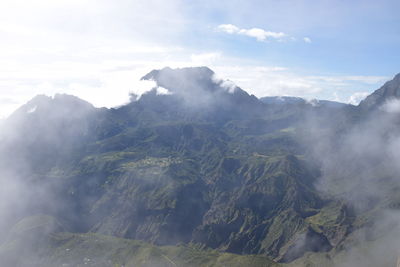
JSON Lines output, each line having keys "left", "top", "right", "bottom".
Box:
{"left": 300, "top": 95, "right": 400, "bottom": 266}
{"left": 1, "top": 68, "right": 400, "bottom": 266}
{"left": 0, "top": 94, "right": 98, "bottom": 265}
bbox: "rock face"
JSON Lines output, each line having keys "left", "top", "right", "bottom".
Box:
{"left": 359, "top": 73, "right": 400, "bottom": 110}
{"left": 1, "top": 67, "right": 399, "bottom": 264}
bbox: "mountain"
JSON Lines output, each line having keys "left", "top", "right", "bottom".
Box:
{"left": 141, "top": 66, "right": 252, "bottom": 100}
{"left": 1, "top": 67, "right": 400, "bottom": 266}
{"left": 139, "top": 66, "right": 264, "bottom": 124}
{"left": 0, "top": 215, "right": 281, "bottom": 267}
{"left": 259, "top": 96, "right": 306, "bottom": 105}
{"left": 359, "top": 73, "right": 400, "bottom": 110}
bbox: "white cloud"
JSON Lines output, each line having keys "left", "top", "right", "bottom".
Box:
{"left": 381, "top": 99, "right": 400, "bottom": 113}
{"left": 238, "top": 28, "right": 286, "bottom": 41}
{"left": 156, "top": 86, "right": 172, "bottom": 95}
{"left": 311, "top": 75, "right": 387, "bottom": 85}
{"left": 212, "top": 74, "right": 237, "bottom": 93}
{"left": 212, "top": 65, "right": 322, "bottom": 97}
{"left": 0, "top": 1, "right": 389, "bottom": 118}
{"left": 0, "top": 0, "right": 188, "bottom": 118}
{"left": 211, "top": 65, "right": 385, "bottom": 103}
{"left": 0, "top": 42, "right": 387, "bottom": 119}
{"left": 27, "top": 106, "right": 37, "bottom": 114}
{"left": 217, "top": 24, "right": 315, "bottom": 44}
{"left": 348, "top": 91, "right": 369, "bottom": 105}
{"left": 216, "top": 24, "right": 239, "bottom": 34}
{"left": 217, "top": 24, "right": 287, "bottom": 42}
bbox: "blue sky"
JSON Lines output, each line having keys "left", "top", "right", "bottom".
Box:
{"left": 0, "top": 0, "right": 399, "bottom": 117}
{"left": 183, "top": 0, "right": 400, "bottom": 75}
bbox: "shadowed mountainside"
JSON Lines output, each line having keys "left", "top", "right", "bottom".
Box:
{"left": 1, "top": 67, "right": 400, "bottom": 266}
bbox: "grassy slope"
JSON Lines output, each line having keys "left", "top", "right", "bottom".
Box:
{"left": 3, "top": 229, "right": 397, "bottom": 267}
{"left": 4, "top": 215, "right": 391, "bottom": 267}
{"left": 1, "top": 230, "right": 282, "bottom": 267}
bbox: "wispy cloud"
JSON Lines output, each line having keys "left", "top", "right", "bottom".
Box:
{"left": 212, "top": 65, "right": 388, "bottom": 103}
{"left": 217, "top": 24, "right": 287, "bottom": 42}
{"left": 310, "top": 75, "right": 387, "bottom": 85}
{"left": 217, "top": 24, "right": 311, "bottom": 43}
{"left": 348, "top": 91, "right": 369, "bottom": 105}
{"left": 0, "top": 0, "right": 390, "bottom": 118}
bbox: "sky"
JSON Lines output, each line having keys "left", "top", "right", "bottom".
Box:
{"left": 1, "top": 0, "right": 400, "bottom": 118}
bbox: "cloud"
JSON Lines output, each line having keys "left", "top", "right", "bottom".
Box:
{"left": 348, "top": 91, "right": 369, "bottom": 105}
{"left": 311, "top": 75, "right": 387, "bottom": 85}
{"left": 0, "top": 0, "right": 190, "bottom": 118}
{"left": 211, "top": 66, "right": 320, "bottom": 98}
{"left": 216, "top": 24, "right": 239, "bottom": 34}
{"left": 211, "top": 74, "right": 237, "bottom": 93}
{"left": 156, "top": 86, "right": 172, "bottom": 95}
{"left": 0, "top": 48, "right": 387, "bottom": 119}
{"left": 217, "top": 24, "right": 314, "bottom": 44}
{"left": 0, "top": 0, "right": 391, "bottom": 119}
{"left": 0, "top": 97, "right": 18, "bottom": 105}
{"left": 381, "top": 99, "right": 400, "bottom": 113}
{"left": 217, "top": 24, "right": 287, "bottom": 42}
{"left": 238, "top": 28, "right": 286, "bottom": 41}
{"left": 299, "top": 86, "right": 400, "bottom": 266}
{"left": 223, "top": 66, "right": 324, "bottom": 98}
{"left": 210, "top": 64, "right": 390, "bottom": 103}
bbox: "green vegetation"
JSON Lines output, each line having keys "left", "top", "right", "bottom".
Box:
{"left": 2, "top": 67, "right": 400, "bottom": 266}
{"left": 1, "top": 219, "right": 281, "bottom": 267}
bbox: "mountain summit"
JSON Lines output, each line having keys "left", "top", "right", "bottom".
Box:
{"left": 141, "top": 66, "right": 217, "bottom": 93}
{"left": 142, "top": 66, "right": 257, "bottom": 101}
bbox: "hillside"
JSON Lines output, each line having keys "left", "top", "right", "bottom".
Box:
{"left": 1, "top": 67, "right": 400, "bottom": 266}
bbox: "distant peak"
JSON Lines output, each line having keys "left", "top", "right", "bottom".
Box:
{"left": 141, "top": 66, "right": 215, "bottom": 83}
{"left": 27, "top": 93, "right": 92, "bottom": 106}
{"left": 140, "top": 66, "right": 223, "bottom": 95}
{"left": 138, "top": 66, "right": 258, "bottom": 108}
{"left": 8, "top": 93, "right": 94, "bottom": 120}
{"left": 259, "top": 96, "right": 306, "bottom": 105}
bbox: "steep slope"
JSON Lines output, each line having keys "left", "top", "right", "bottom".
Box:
{"left": 141, "top": 66, "right": 258, "bottom": 107}
{"left": 0, "top": 216, "right": 281, "bottom": 267}
{"left": 0, "top": 94, "right": 97, "bottom": 173}
{"left": 0, "top": 67, "right": 382, "bottom": 265}
{"left": 359, "top": 73, "right": 400, "bottom": 110}
{"left": 139, "top": 67, "right": 265, "bottom": 125}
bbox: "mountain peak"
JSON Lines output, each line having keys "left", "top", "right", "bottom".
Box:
{"left": 138, "top": 66, "right": 259, "bottom": 110}
{"left": 7, "top": 93, "right": 94, "bottom": 123}
{"left": 359, "top": 73, "right": 400, "bottom": 110}
{"left": 141, "top": 66, "right": 217, "bottom": 95}
{"left": 141, "top": 66, "right": 214, "bottom": 82}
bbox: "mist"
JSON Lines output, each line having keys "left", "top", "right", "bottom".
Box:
{"left": 299, "top": 96, "right": 400, "bottom": 266}
{"left": 0, "top": 94, "right": 100, "bottom": 265}
{"left": 2, "top": 67, "right": 400, "bottom": 267}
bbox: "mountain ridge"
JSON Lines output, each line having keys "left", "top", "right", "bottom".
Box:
{"left": 1, "top": 66, "right": 400, "bottom": 266}
{"left": 359, "top": 72, "right": 400, "bottom": 110}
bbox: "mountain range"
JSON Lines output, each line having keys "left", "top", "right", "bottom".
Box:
{"left": 1, "top": 66, "right": 400, "bottom": 267}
